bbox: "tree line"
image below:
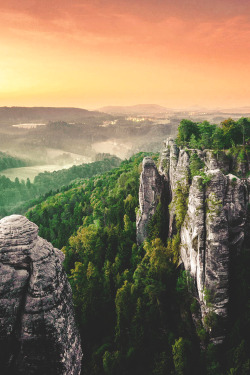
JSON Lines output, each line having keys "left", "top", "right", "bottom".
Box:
{"left": 176, "top": 117, "right": 250, "bottom": 150}
{"left": 0, "top": 156, "right": 121, "bottom": 218}
{"left": 0, "top": 151, "right": 28, "bottom": 171}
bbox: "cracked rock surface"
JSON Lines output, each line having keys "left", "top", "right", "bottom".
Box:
{"left": 136, "top": 157, "right": 164, "bottom": 244}
{"left": 0, "top": 215, "right": 82, "bottom": 375}
{"left": 137, "top": 139, "right": 249, "bottom": 344}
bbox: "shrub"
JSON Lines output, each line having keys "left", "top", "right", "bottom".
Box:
{"left": 189, "top": 153, "right": 205, "bottom": 179}
{"left": 190, "top": 298, "right": 199, "bottom": 314}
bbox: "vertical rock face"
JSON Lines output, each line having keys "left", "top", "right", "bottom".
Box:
{"left": 137, "top": 140, "right": 249, "bottom": 344}
{"left": 180, "top": 171, "right": 248, "bottom": 343}
{"left": 0, "top": 215, "right": 82, "bottom": 375}
{"left": 136, "top": 157, "right": 164, "bottom": 245}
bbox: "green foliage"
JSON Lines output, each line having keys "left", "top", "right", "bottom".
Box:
{"left": 220, "top": 119, "right": 242, "bottom": 148}
{"left": 28, "top": 152, "right": 186, "bottom": 374}
{"left": 203, "top": 287, "right": 214, "bottom": 307}
{"left": 206, "top": 343, "right": 221, "bottom": 375}
{"left": 206, "top": 194, "right": 223, "bottom": 216}
{"left": 176, "top": 117, "right": 250, "bottom": 151}
{"left": 172, "top": 337, "right": 191, "bottom": 375}
{"left": 212, "top": 127, "right": 225, "bottom": 151}
{"left": 237, "top": 117, "right": 250, "bottom": 145}
{"left": 189, "top": 134, "right": 198, "bottom": 149}
{"left": 166, "top": 233, "right": 181, "bottom": 265}
{"left": 231, "top": 177, "right": 237, "bottom": 188}
{"left": 26, "top": 152, "right": 199, "bottom": 374}
{"left": 176, "top": 119, "right": 199, "bottom": 146}
{"left": 237, "top": 149, "right": 247, "bottom": 162}
{"left": 204, "top": 311, "right": 218, "bottom": 331}
{"left": 170, "top": 181, "right": 189, "bottom": 230}
{"left": 189, "top": 153, "right": 205, "bottom": 179}
{"left": 167, "top": 180, "right": 190, "bottom": 265}
{"left": 224, "top": 247, "right": 250, "bottom": 375}
{"left": 0, "top": 156, "right": 121, "bottom": 217}
{"left": 227, "top": 341, "right": 250, "bottom": 375}
{"left": 198, "top": 121, "right": 217, "bottom": 149}
{"left": 196, "top": 324, "right": 208, "bottom": 343}
{"left": 0, "top": 151, "right": 28, "bottom": 171}
{"left": 147, "top": 201, "right": 168, "bottom": 243}
{"left": 103, "top": 350, "right": 121, "bottom": 375}
{"left": 22, "top": 147, "right": 250, "bottom": 374}
{"left": 188, "top": 151, "right": 212, "bottom": 189}
{"left": 190, "top": 298, "right": 199, "bottom": 314}
{"left": 144, "top": 238, "right": 173, "bottom": 277}
{"left": 199, "top": 172, "right": 212, "bottom": 187}
{"left": 176, "top": 270, "right": 193, "bottom": 295}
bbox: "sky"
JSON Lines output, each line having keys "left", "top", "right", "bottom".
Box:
{"left": 0, "top": 0, "right": 250, "bottom": 109}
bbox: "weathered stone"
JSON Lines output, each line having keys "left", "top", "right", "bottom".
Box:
{"left": 159, "top": 141, "right": 190, "bottom": 237}
{"left": 136, "top": 157, "right": 164, "bottom": 245}
{"left": 137, "top": 138, "right": 249, "bottom": 344}
{"left": 0, "top": 215, "right": 82, "bottom": 375}
{"left": 204, "top": 150, "right": 230, "bottom": 173}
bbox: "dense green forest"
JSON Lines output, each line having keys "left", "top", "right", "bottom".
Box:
{"left": 177, "top": 117, "right": 250, "bottom": 150}
{"left": 0, "top": 151, "right": 28, "bottom": 171}
{"left": 26, "top": 150, "right": 250, "bottom": 375}
{"left": 0, "top": 156, "right": 120, "bottom": 218}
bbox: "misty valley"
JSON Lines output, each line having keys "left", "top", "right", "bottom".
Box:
{"left": 0, "top": 105, "right": 247, "bottom": 184}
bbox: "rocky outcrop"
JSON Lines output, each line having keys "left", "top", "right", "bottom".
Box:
{"left": 136, "top": 157, "right": 164, "bottom": 245}
{"left": 137, "top": 139, "right": 249, "bottom": 344}
{"left": 180, "top": 171, "right": 248, "bottom": 343}
{"left": 0, "top": 215, "right": 82, "bottom": 374}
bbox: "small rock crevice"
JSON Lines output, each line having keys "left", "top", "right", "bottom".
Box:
{"left": 8, "top": 257, "right": 32, "bottom": 375}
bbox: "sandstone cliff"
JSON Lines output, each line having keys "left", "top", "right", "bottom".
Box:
{"left": 137, "top": 140, "right": 249, "bottom": 344}
{"left": 0, "top": 215, "right": 82, "bottom": 374}
{"left": 136, "top": 157, "right": 164, "bottom": 244}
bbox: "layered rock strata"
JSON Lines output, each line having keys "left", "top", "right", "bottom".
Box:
{"left": 137, "top": 139, "right": 249, "bottom": 343}
{"left": 0, "top": 215, "right": 82, "bottom": 374}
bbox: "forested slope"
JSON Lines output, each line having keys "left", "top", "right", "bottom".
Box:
{"left": 26, "top": 147, "right": 250, "bottom": 375}
{"left": 0, "top": 156, "right": 120, "bottom": 217}
{"left": 25, "top": 117, "right": 250, "bottom": 374}
{"left": 0, "top": 151, "right": 28, "bottom": 171}
{"left": 25, "top": 153, "right": 208, "bottom": 374}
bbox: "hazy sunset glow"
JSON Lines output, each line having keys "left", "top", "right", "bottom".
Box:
{"left": 0, "top": 0, "right": 250, "bottom": 108}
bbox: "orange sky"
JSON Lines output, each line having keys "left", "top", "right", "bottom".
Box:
{"left": 0, "top": 0, "right": 250, "bottom": 109}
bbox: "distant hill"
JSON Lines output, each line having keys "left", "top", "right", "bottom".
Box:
{"left": 218, "top": 106, "right": 250, "bottom": 114}
{"left": 98, "top": 104, "right": 250, "bottom": 116}
{"left": 0, "top": 106, "right": 107, "bottom": 125}
{"left": 98, "top": 104, "right": 170, "bottom": 115}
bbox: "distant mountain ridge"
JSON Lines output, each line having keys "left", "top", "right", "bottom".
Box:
{"left": 97, "top": 104, "right": 170, "bottom": 115}
{"left": 219, "top": 106, "right": 250, "bottom": 114}
{"left": 1, "top": 106, "right": 250, "bottom": 123}
{"left": 0, "top": 106, "right": 106, "bottom": 125}
{"left": 98, "top": 104, "right": 250, "bottom": 116}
